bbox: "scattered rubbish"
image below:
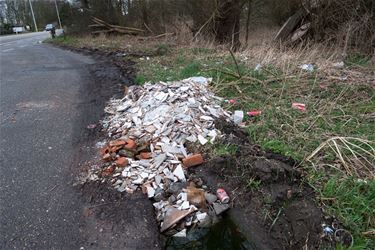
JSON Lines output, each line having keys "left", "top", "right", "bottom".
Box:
{"left": 216, "top": 188, "right": 230, "bottom": 203}
{"left": 173, "top": 165, "right": 186, "bottom": 181}
{"left": 333, "top": 61, "right": 344, "bottom": 68}
{"left": 323, "top": 225, "right": 334, "bottom": 235}
{"left": 334, "top": 229, "right": 353, "bottom": 248}
{"left": 204, "top": 192, "right": 217, "bottom": 204}
{"left": 292, "top": 102, "right": 306, "bottom": 111}
{"left": 85, "top": 77, "right": 239, "bottom": 236}
{"left": 213, "top": 202, "right": 230, "bottom": 215}
{"left": 247, "top": 110, "right": 262, "bottom": 117}
{"left": 160, "top": 206, "right": 197, "bottom": 232}
{"left": 233, "top": 110, "right": 244, "bottom": 124}
{"left": 173, "top": 229, "right": 187, "bottom": 237}
{"left": 225, "top": 99, "right": 237, "bottom": 104}
{"left": 187, "top": 186, "right": 206, "bottom": 208}
{"left": 87, "top": 123, "right": 97, "bottom": 129}
{"left": 321, "top": 223, "right": 353, "bottom": 248}
{"left": 115, "top": 157, "right": 128, "bottom": 167}
{"left": 182, "top": 154, "right": 204, "bottom": 168}
{"left": 254, "top": 63, "right": 262, "bottom": 72}
{"left": 299, "top": 64, "right": 314, "bottom": 72}
{"left": 340, "top": 76, "right": 348, "bottom": 81}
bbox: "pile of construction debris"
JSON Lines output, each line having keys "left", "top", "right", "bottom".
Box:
{"left": 84, "top": 77, "right": 239, "bottom": 236}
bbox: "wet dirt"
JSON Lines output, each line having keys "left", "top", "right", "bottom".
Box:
{"left": 191, "top": 120, "right": 325, "bottom": 250}
{"left": 62, "top": 45, "right": 162, "bottom": 249}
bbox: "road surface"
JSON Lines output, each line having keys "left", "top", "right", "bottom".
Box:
{"left": 0, "top": 32, "right": 159, "bottom": 249}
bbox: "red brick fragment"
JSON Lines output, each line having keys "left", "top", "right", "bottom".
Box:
{"left": 109, "top": 140, "right": 127, "bottom": 147}
{"left": 100, "top": 145, "right": 110, "bottom": 155}
{"left": 110, "top": 145, "right": 122, "bottom": 153}
{"left": 124, "top": 139, "right": 136, "bottom": 150}
{"left": 102, "top": 153, "right": 112, "bottom": 162}
{"left": 115, "top": 157, "right": 128, "bottom": 167}
{"left": 101, "top": 166, "right": 114, "bottom": 177}
{"left": 139, "top": 152, "right": 152, "bottom": 159}
{"left": 182, "top": 154, "right": 204, "bottom": 168}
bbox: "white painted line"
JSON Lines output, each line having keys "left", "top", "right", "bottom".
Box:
{"left": 2, "top": 48, "right": 14, "bottom": 52}
{"left": 0, "top": 42, "right": 14, "bottom": 47}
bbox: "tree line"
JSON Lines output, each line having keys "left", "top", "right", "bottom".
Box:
{"left": 1, "top": 0, "right": 373, "bottom": 53}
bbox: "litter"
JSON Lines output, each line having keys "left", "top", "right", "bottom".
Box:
{"left": 160, "top": 206, "right": 197, "bottom": 232}
{"left": 182, "top": 154, "right": 204, "bottom": 168}
{"left": 333, "top": 61, "right": 344, "bottom": 68}
{"left": 299, "top": 64, "right": 314, "bottom": 72}
{"left": 87, "top": 77, "right": 237, "bottom": 235}
{"left": 213, "top": 202, "right": 230, "bottom": 215}
{"left": 204, "top": 192, "right": 217, "bottom": 204}
{"left": 323, "top": 225, "right": 334, "bottom": 235}
{"left": 187, "top": 186, "right": 206, "bottom": 208}
{"left": 173, "top": 229, "right": 187, "bottom": 237}
{"left": 233, "top": 110, "right": 244, "bottom": 124}
{"left": 292, "top": 102, "right": 306, "bottom": 111}
{"left": 247, "top": 110, "right": 262, "bottom": 117}
{"left": 254, "top": 63, "right": 262, "bottom": 72}
{"left": 216, "top": 188, "right": 230, "bottom": 203}
{"left": 225, "top": 99, "right": 237, "bottom": 104}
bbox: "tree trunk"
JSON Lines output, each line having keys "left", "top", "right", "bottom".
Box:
{"left": 245, "top": 0, "right": 252, "bottom": 46}
{"left": 214, "top": 0, "right": 242, "bottom": 51}
{"left": 139, "top": 0, "right": 149, "bottom": 27}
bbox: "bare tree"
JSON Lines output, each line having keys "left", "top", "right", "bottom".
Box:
{"left": 214, "top": 0, "right": 244, "bottom": 50}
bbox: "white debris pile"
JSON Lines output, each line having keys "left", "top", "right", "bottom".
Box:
{"left": 94, "top": 77, "right": 233, "bottom": 234}
{"left": 102, "top": 76, "right": 231, "bottom": 144}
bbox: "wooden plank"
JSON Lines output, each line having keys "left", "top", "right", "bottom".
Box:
{"left": 274, "top": 9, "right": 306, "bottom": 41}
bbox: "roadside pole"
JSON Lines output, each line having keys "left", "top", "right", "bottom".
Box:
{"left": 54, "top": 0, "right": 62, "bottom": 29}
{"left": 28, "top": 0, "right": 38, "bottom": 32}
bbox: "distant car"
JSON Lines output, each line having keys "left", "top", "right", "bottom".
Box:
{"left": 45, "top": 24, "right": 54, "bottom": 31}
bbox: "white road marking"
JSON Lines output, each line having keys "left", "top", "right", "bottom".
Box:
{"left": 0, "top": 42, "right": 14, "bottom": 47}
{"left": 2, "top": 48, "right": 14, "bottom": 52}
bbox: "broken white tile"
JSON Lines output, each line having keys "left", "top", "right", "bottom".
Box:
{"left": 186, "top": 135, "right": 197, "bottom": 143}
{"left": 177, "top": 193, "right": 187, "bottom": 201}
{"left": 147, "top": 186, "right": 155, "bottom": 198}
{"left": 197, "top": 134, "right": 208, "bottom": 145}
{"left": 179, "top": 201, "right": 190, "bottom": 210}
{"left": 173, "top": 229, "right": 187, "bottom": 237}
{"left": 196, "top": 212, "right": 208, "bottom": 221}
{"left": 172, "top": 165, "right": 185, "bottom": 181}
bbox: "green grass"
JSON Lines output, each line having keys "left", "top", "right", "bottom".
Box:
{"left": 320, "top": 177, "right": 375, "bottom": 249}
{"left": 213, "top": 143, "right": 238, "bottom": 156}
{"left": 45, "top": 35, "right": 77, "bottom": 46}
{"left": 345, "top": 54, "right": 371, "bottom": 67}
{"left": 246, "top": 178, "right": 262, "bottom": 190}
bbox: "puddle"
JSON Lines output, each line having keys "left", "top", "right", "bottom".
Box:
{"left": 165, "top": 215, "right": 255, "bottom": 250}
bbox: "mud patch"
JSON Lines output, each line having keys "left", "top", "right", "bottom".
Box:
{"left": 192, "top": 120, "right": 324, "bottom": 249}
{"left": 78, "top": 182, "right": 160, "bottom": 249}
{"left": 64, "top": 47, "right": 162, "bottom": 249}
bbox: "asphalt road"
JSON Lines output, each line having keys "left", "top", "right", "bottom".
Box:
{"left": 0, "top": 31, "right": 95, "bottom": 249}
{"left": 0, "top": 32, "right": 160, "bottom": 249}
